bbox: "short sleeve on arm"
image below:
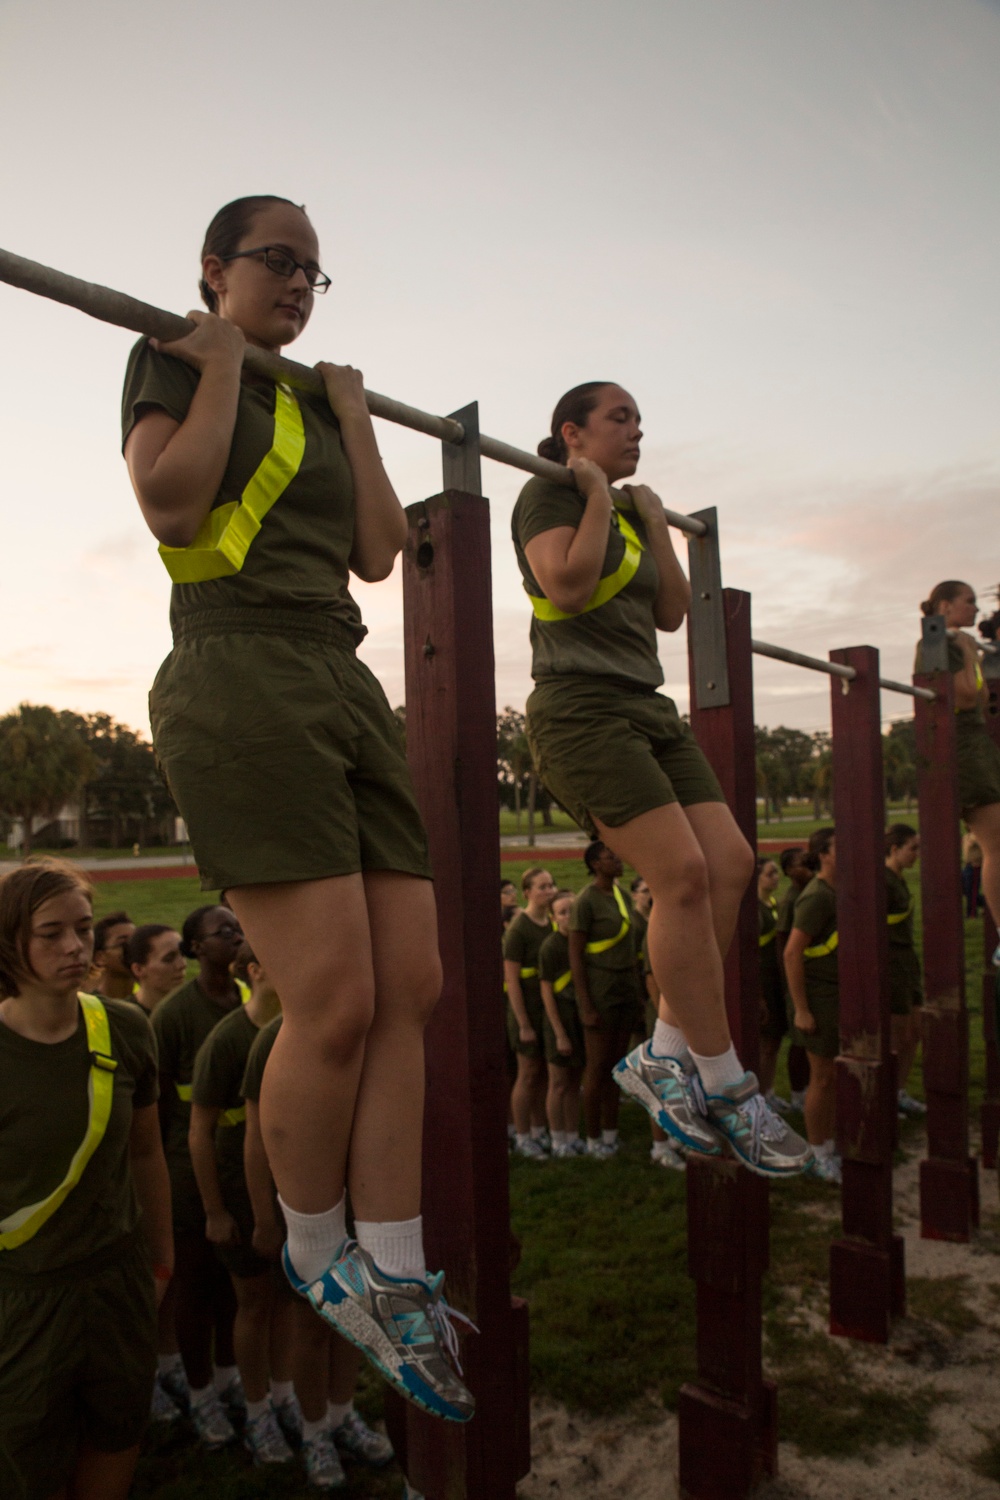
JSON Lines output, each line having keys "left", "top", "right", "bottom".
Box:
{"left": 191, "top": 1024, "right": 230, "bottom": 1109}
{"left": 240, "top": 1019, "right": 280, "bottom": 1103}
{"left": 538, "top": 934, "right": 559, "bottom": 982}
{"left": 502, "top": 921, "right": 527, "bottom": 964}
{"left": 512, "top": 477, "right": 585, "bottom": 550}
{"left": 121, "top": 338, "right": 199, "bottom": 450}
{"left": 569, "top": 890, "right": 592, "bottom": 935}
{"left": 792, "top": 890, "right": 827, "bottom": 941}
{"left": 106, "top": 999, "right": 160, "bottom": 1109}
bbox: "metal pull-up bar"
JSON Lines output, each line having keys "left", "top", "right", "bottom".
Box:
{"left": 751, "top": 636, "right": 936, "bottom": 702}
{"left": 0, "top": 246, "right": 709, "bottom": 538}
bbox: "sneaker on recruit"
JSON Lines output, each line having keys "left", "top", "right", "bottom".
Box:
{"left": 703, "top": 1073, "right": 813, "bottom": 1178}
{"left": 765, "top": 1090, "right": 793, "bottom": 1116}
{"left": 536, "top": 1129, "right": 552, "bottom": 1152}
{"left": 550, "top": 1142, "right": 577, "bottom": 1159}
{"left": 302, "top": 1431, "right": 347, "bottom": 1491}
{"left": 613, "top": 1043, "right": 722, "bottom": 1156}
{"left": 150, "top": 1379, "right": 182, "bottom": 1424}
{"left": 898, "top": 1091, "right": 928, "bottom": 1118}
{"left": 569, "top": 1137, "right": 586, "bottom": 1155}
{"left": 244, "top": 1403, "right": 294, "bottom": 1465}
{"left": 514, "top": 1138, "right": 547, "bottom": 1161}
{"left": 217, "top": 1373, "right": 246, "bottom": 1421}
{"left": 402, "top": 1485, "right": 426, "bottom": 1500}
{"left": 585, "top": 1139, "right": 614, "bottom": 1159}
{"left": 158, "top": 1363, "right": 191, "bottom": 1413}
{"left": 333, "top": 1409, "right": 394, "bottom": 1467}
{"left": 807, "top": 1152, "right": 842, "bottom": 1185}
{"left": 283, "top": 1243, "right": 475, "bottom": 1424}
{"left": 651, "top": 1143, "right": 686, "bottom": 1172}
{"left": 275, "top": 1393, "right": 304, "bottom": 1446}
{"left": 190, "top": 1389, "right": 237, "bottom": 1450}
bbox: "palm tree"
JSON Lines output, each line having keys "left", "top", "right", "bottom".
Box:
{"left": 0, "top": 705, "right": 93, "bottom": 856}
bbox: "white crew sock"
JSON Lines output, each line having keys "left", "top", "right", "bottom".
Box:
{"left": 213, "top": 1364, "right": 239, "bottom": 1393}
{"left": 651, "top": 1020, "right": 690, "bottom": 1061}
{"left": 302, "top": 1412, "right": 330, "bottom": 1442}
{"left": 327, "top": 1399, "right": 353, "bottom": 1429}
{"left": 515, "top": 1132, "right": 532, "bottom": 1148}
{"left": 815, "top": 1138, "right": 836, "bottom": 1159}
{"left": 651, "top": 1139, "right": 672, "bottom": 1160}
{"left": 280, "top": 1194, "right": 348, "bottom": 1284}
{"left": 158, "top": 1352, "right": 184, "bottom": 1377}
{"left": 246, "top": 1396, "right": 270, "bottom": 1422}
{"left": 587, "top": 1136, "right": 602, "bottom": 1149}
{"left": 602, "top": 1129, "right": 618, "bottom": 1147}
{"left": 355, "top": 1215, "right": 426, "bottom": 1281}
{"left": 551, "top": 1130, "right": 567, "bottom": 1148}
{"left": 189, "top": 1383, "right": 215, "bottom": 1408}
{"left": 270, "top": 1380, "right": 294, "bottom": 1406}
{"left": 530, "top": 1125, "right": 547, "bottom": 1140}
{"left": 689, "top": 1045, "right": 744, "bottom": 1094}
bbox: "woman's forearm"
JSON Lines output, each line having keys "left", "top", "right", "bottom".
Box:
{"left": 130, "top": 1110, "right": 174, "bottom": 1271}
{"left": 188, "top": 1108, "right": 227, "bottom": 1218}
{"left": 342, "top": 412, "right": 408, "bottom": 582}
{"left": 504, "top": 964, "right": 530, "bottom": 1029}
{"left": 645, "top": 517, "right": 691, "bottom": 632}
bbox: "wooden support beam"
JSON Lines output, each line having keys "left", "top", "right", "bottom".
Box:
{"left": 979, "top": 656, "right": 1000, "bottom": 1170}
{"left": 828, "top": 646, "right": 904, "bottom": 1343}
{"left": 400, "top": 490, "right": 529, "bottom": 1499}
{"left": 914, "top": 668, "right": 979, "bottom": 1241}
{"left": 680, "top": 588, "right": 777, "bottom": 1500}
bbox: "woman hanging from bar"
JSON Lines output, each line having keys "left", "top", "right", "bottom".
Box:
{"left": 917, "top": 581, "right": 1000, "bottom": 952}
{"left": 511, "top": 382, "right": 811, "bottom": 1176}
{"left": 122, "top": 194, "right": 472, "bottom": 1424}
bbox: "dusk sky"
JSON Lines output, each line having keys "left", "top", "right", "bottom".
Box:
{"left": 1, "top": 0, "right": 998, "bottom": 737}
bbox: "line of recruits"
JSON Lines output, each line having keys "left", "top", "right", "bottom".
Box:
{"left": 502, "top": 818, "right": 926, "bottom": 1183}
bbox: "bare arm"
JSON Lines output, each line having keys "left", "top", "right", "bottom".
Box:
{"left": 781, "top": 929, "right": 816, "bottom": 1032}
{"left": 315, "top": 363, "right": 407, "bottom": 582}
{"left": 569, "top": 929, "right": 599, "bottom": 1028}
{"left": 523, "top": 458, "right": 614, "bottom": 614}
{"left": 504, "top": 960, "right": 536, "bottom": 1044}
{"left": 129, "top": 1103, "right": 173, "bottom": 1304}
{"left": 124, "top": 315, "right": 245, "bottom": 548}
{"left": 540, "top": 978, "right": 571, "bottom": 1055}
{"left": 952, "top": 631, "right": 987, "bottom": 711}
{"left": 244, "top": 1100, "right": 283, "bottom": 1260}
{"left": 188, "top": 1103, "right": 238, "bottom": 1246}
{"left": 622, "top": 485, "right": 691, "bottom": 632}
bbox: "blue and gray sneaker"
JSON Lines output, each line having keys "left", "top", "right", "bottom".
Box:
{"left": 332, "top": 1407, "right": 394, "bottom": 1467}
{"left": 703, "top": 1072, "right": 813, "bottom": 1177}
{"left": 613, "top": 1042, "right": 722, "bottom": 1155}
{"left": 283, "top": 1242, "right": 475, "bottom": 1424}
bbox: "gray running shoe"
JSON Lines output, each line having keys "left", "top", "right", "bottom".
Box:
{"left": 190, "top": 1389, "right": 237, "bottom": 1450}
{"left": 150, "top": 1378, "right": 182, "bottom": 1424}
{"left": 613, "top": 1043, "right": 722, "bottom": 1155}
{"left": 402, "top": 1484, "right": 426, "bottom": 1500}
{"left": 158, "top": 1362, "right": 190, "bottom": 1413}
{"left": 703, "top": 1073, "right": 813, "bottom": 1178}
{"left": 244, "top": 1403, "right": 294, "bottom": 1465}
{"left": 651, "top": 1142, "right": 686, "bottom": 1172}
{"left": 302, "top": 1430, "right": 347, "bottom": 1490}
{"left": 806, "top": 1152, "right": 842, "bottom": 1185}
{"left": 332, "top": 1408, "right": 394, "bottom": 1467}
{"left": 898, "top": 1090, "right": 927, "bottom": 1118}
{"left": 515, "top": 1137, "right": 547, "bottom": 1160}
{"left": 275, "top": 1393, "right": 303, "bottom": 1445}
{"left": 585, "top": 1139, "right": 614, "bottom": 1159}
{"left": 216, "top": 1372, "right": 246, "bottom": 1420}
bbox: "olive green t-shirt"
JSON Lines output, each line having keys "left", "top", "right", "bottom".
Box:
{"left": 240, "top": 1015, "right": 282, "bottom": 1103}
{"left": 885, "top": 867, "right": 915, "bottom": 950}
{"left": 914, "top": 635, "right": 985, "bottom": 730}
{"left": 571, "top": 882, "right": 636, "bottom": 973}
{"left": 191, "top": 1006, "right": 262, "bottom": 1203}
{"left": 758, "top": 897, "right": 780, "bottom": 978}
{"left": 511, "top": 477, "right": 663, "bottom": 687}
{"left": 502, "top": 911, "right": 553, "bottom": 999}
{"left": 776, "top": 882, "right": 800, "bottom": 937}
{"left": 121, "top": 341, "right": 365, "bottom": 643}
{"left": 539, "top": 929, "right": 575, "bottom": 1001}
{"left": 792, "top": 877, "right": 838, "bottom": 995}
{"left": 0, "top": 996, "right": 158, "bottom": 1275}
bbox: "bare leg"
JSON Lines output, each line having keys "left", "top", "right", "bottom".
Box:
{"left": 67, "top": 1445, "right": 140, "bottom": 1500}
{"left": 173, "top": 1232, "right": 227, "bottom": 1389}
{"left": 511, "top": 1054, "right": 545, "bottom": 1136}
{"left": 328, "top": 1331, "right": 364, "bottom": 1404}
{"left": 601, "top": 1015, "right": 634, "bottom": 1129}
{"left": 804, "top": 1054, "right": 837, "bottom": 1147}
{"left": 582, "top": 1024, "right": 617, "bottom": 1138}
{"left": 545, "top": 1063, "right": 569, "bottom": 1134}
{"left": 231, "top": 1273, "right": 273, "bottom": 1404}
{"left": 562, "top": 1069, "right": 583, "bottom": 1134}
{"left": 966, "top": 803, "right": 1000, "bottom": 929}
{"left": 269, "top": 1290, "right": 298, "bottom": 1385}
{"left": 289, "top": 1299, "right": 331, "bottom": 1425}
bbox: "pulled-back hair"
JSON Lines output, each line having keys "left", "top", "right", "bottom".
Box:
{"left": 885, "top": 823, "right": 917, "bottom": 856}
{"left": 537, "top": 383, "right": 612, "bottom": 465}
{"left": 920, "top": 581, "right": 970, "bottom": 617}
{"left": 200, "top": 195, "right": 307, "bottom": 312}
{"left": 0, "top": 859, "right": 93, "bottom": 999}
{"left": 232, "top": 940, "right": 258, "bottom": 986}
{"left": 780, "top": 846, "right": 805, "bottom": 875}
{"left": 807, "top": 827, "right": 835, "bottom": 861}
{"left": 125, "top": 923, "right": 174, "bottom": 970}
{"left": 93, "top": 909, "right": 130, "bottom": 955}
{"left": 583, "top": 840, "right": 606, "bottom": 874}
{"left": 521, "top": 867, "right": 547, "bottom": 894}
{"left": 180, "top": 905, "right": 217, "bottom": 959}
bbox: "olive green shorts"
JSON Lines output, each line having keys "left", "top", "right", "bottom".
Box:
{"left": 957, "top": 722, "right": 1000, "bottom": 816}
{"left": 526, "top": 676, "right": 725, "bottom": 836}
{"left": 889, "top": 950, "right": 923, "bottom": 1017}
{"left": 0, "top": 1235, "right": 155, "bottom": 1498}
{"left": 587, "top": 967, "right": 641, "bottom": 1026}
{"left": 759, "top": 963, "right": 788, "bottom": 1041}
{"left": 789, "top": 989, "right": 839, "bottom": 1059}
{"left": 543, "top": 995, "right": 586, "bottom": 1070}
{"left": 215, "top": 1187, "right": 271, "bottom": 1281}
{"left": 150, "top": 609, "right": 431, "bottom": 891}
{"left": 506, "top": 989, "right": 545, "bottom": 1059}
{"left": 168, "top": 1153, "right": 207, "bottom": 1239}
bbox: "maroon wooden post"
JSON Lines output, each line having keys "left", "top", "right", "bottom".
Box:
{"left": 979, "top": 656, "right": 1000, "bottom": 1169}
{"left": 828, "top": 647, "right": 904, "bottom": 1343}
{"left": 680, "top": 582, "right": 777, "bottom": 1500}
{"left": 400, "top": 486, "right": 530, "bottom": 1498}
{"left": 914, "top": 664, "right": 979, "bottom": 1240}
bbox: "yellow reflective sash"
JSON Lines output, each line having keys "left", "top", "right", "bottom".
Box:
{"left": 237, "top": 979, "right": 251, "bottom": 1006}
{"left": 0, "top": 995, "right": 117, "bottom": 1252}
{"left": 586, "top": 883, "right": 631, "bottom": 954}
{"left": 887, "top": 903, "right": 913, "bottom": 926}
{"left": 553, "top": 969, "right": 573, "bottom": 994}
{"left": 759, "top": 928, "right": 777, "bottom": 949}
{"left": 804, "top": 931, "right": 839, "bottom": 959}
{"left": 158, "top": 386, "right": 306, "bottom": 582}
{"left": 528, "top": 510, "right": 643, "bottom": 622}
{"left": 219, "top": 1105, "right": 246, "bottom": 1127}
{"left": 520, "top": 966, "right": 539, "bottom": 980}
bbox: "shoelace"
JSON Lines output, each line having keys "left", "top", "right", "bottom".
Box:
{"left": 739, "top": 1091, "right": 786, "bottom": 1164}
{"left": 686, "top": 1067, "right": 709, "bottom": 1119}
{"left": 428, "top": 1295, "right": 479, "bottom": 1378}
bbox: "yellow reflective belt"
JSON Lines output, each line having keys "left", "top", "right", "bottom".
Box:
{"left": 804, "top": 930, "right": 839, "bottom": 959}
{"left": 553, "top": 969, "right": 573, "bottom": 994}
{"left": 0, "top": 995, "right": 117, "bottom": 1252}
{"left": 520, "top": 966, "right": 539, "bottom": 980}
{"left": 528, "top": 511, "right": 643, "bottom": 622}
{"left": 175, "top": 1082, "right": 193, "bottom": 1102}
{"left": 759, "top": 928, "right": 777, "bottom": 948}
{"left": 887, "top": 904, "right": 913, "bottom": 926}
{"left": 586, "top": 884, "right": 631, "bottom": 954}
{"left": 219, "top": 1105, "right": 246, "bottom": 1127}
{"left": 158, "top": 385, "right": 307, "bottom": 582}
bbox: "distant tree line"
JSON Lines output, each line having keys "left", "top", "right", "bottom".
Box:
{"left": 755, "top": 720, "right": 917, "bottom": 822}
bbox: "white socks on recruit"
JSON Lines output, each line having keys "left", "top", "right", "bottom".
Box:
{"left": 271, "top": 1379, "right": 294, "bottom": 1406}
{"left": 302, "top": 1412, "right": 329, "bottom": 1442}
{"left": 355, "top": 1214, "right": 426, "bottom": 1281}
{"left": 689, "top": 1044, "right": 745, "bottom": 1094}
{"left": 328, "top": 1399, "right": 353, "bottom": 1428}
{"left": 651, "top": 1020, "right": 690, "bottom": 1061}
{"left": 602, "top": 1129, "right": 618, "bottom": 1148}
{"left": 280, "top": 1195, "right": 348, "bottom": 1284}
{"left": 246, "top": 1396, "right": 270, "bottom": 1422}
{"left": 158, "top": 1352, "right": 184, "bottom": 1379}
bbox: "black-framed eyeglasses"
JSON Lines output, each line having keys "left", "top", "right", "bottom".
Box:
{"left": 221, "top": 245, "right": 331, "bottom": 293}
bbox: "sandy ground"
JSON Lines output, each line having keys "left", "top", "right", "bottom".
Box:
{"left": 517, "top": 1145, "right": 1000, "bottom": 1500}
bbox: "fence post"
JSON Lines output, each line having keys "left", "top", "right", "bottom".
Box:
{"left": 398, "top": 467, "right": 529, "bottom": 1498}
{"left": 979, "top": 652, "right": 1000, "bottom": 1170}
{"left": 914, "top": 649, "right": 979, "bottom": 1241}
{"left": 680, "top": 583, "right": 777, "bottom": 1500}
{"left": 828, "top": 647, "right": 904, "bottom": 1343}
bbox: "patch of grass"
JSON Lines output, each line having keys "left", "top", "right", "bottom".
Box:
{"left": 91, "top": 876, "right": 218, "bottom": 929}
{"left": 907, "top": 1275, "right": 981, "bottom": 1336}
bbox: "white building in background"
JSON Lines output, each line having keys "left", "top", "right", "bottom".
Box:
{"left": 7, "top": 802, "right": 81, "bottom": 850}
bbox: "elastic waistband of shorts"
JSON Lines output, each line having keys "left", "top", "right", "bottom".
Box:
{"left": 529, "top": 673, "right": 663, "bottom": 701}
{"left": 173, "top": 608, "right": 359, "bottom": 650}
{"left": 0, "top": 1228, "right": 146, "bottom": 1286}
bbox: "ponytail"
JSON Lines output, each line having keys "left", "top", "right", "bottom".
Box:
{"left": 537, "top": 382, "right": 612, "bottom": 465}
{"left": 920, "top": 580, "right": 969, "bottom": 617}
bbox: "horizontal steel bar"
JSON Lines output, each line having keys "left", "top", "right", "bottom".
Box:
{"left": 878, "top": 677, "right": 936, "bottom": 703}
{"left": 752, "top": 638, "right": 856, "bottom": 680}
{"left": 0, "top": 245, "right": 708, "bottom": 537}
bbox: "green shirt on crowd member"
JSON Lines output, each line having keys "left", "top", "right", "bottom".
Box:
{"left": 240, "top": 1015, "right": 282, "bottom": 1104}
{"left": 0, "top": 997, "right": 158, "bottom": 1276}
{"left": 511, "top": 476, "right": 663, "bottom": 687}
{"left": 121, "top": 341, "right": 364, "bottom": 642}
{"left": 792, "top": 877, "right": 838, "bottom": 995}
{"left": 758, "top": 897, "right": 780, "bottom": 980}
{"left": 885, "top": 867, "right": 916, "bottom": 950}
{"left": 571, "top": 882, "right": 637, "bottom": 973}
{"left": 776, "top": 882, "right": 799, "bottom": 938}
{"left": 152, "top": 977, "right": 242, "bottom": 1231}
{"left": 191, "top": 1007, "right": 261, "bottom": 1214}
{"left": 539, "top": 929, "right": 576, "bottom": 1000}
{"left": 502, "top": 911, "right": 553, "bottom": 998}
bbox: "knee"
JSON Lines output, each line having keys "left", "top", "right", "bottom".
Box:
{"left": 660, "top": 853, "right": 711, "bottom": 910}
{"left": 291, "top": 979, "right": 376, "bottom": 1066}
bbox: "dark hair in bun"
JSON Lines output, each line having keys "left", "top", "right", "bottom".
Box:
{"left": 199, "top": 195, "right": 308, "bottom": 312}
{"left": 537, "top": 382, "right": 613, "bottom": 464}
{"left": 920, "top": 580, "right": 970, "bottom": 617}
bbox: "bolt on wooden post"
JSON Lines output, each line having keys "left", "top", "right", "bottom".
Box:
{"left": 913, "top": 625, "right": 979, "bottom": 1241}
{"left": 680, "top": 566, "right": 777, "bottom": 1500}
{"left": 828, "top": 646, "right": 904, "bottom": 1343}
{"left": 395, "top": 407, "right": 530, "bottom": 1498}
